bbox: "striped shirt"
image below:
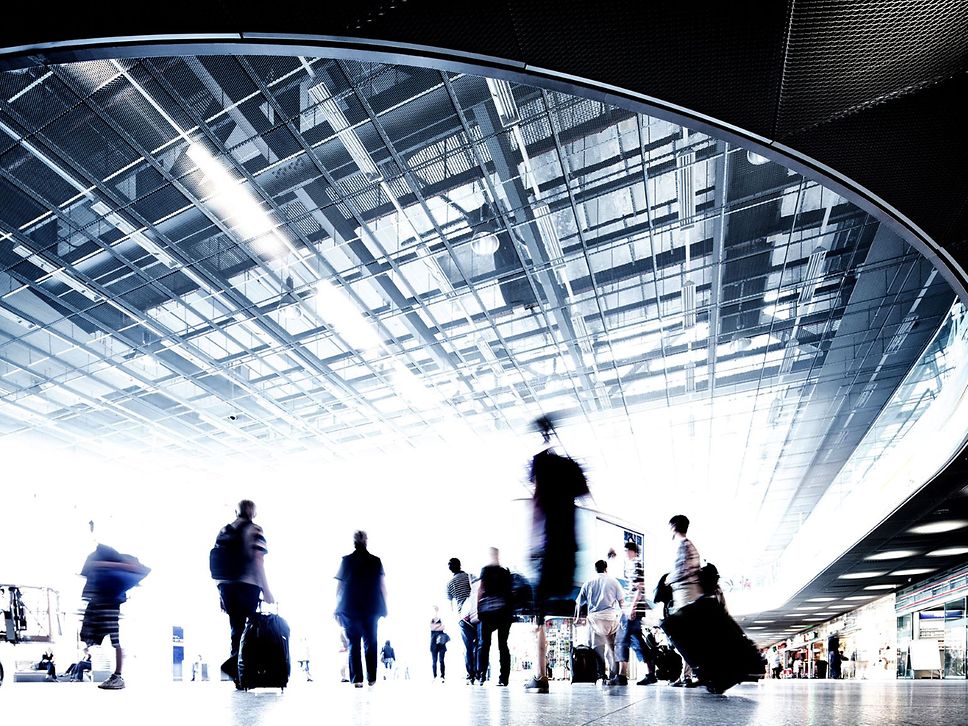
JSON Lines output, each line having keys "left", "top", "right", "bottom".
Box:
{"left": 669, "top": 537, "right": 701, "bottom": 609}
{"left": 447, "top": 571, "right": 472, "bottom": 609}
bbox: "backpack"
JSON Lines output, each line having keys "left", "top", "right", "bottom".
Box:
{"left": 209, "top": 522, "right": 250, "bottom": 581}
{"left": 698, "top": 562, "right": 720, "bottom": 595}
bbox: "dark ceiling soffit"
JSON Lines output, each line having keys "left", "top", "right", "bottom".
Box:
{"left": 1, "top": 33, "right": 965, "bottom": 306}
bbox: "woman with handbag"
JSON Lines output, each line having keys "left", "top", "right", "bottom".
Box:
{"left": 430, "top": 606, "right": 448, "bottom": 682}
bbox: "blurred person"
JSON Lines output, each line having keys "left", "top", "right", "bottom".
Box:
{"left": 770, "top": 648, "right": 782, "bottom": 679}
{"left": 575, "top": 559, "right": 624, "bottom": 684}
{"left": 335, "top": 530, "right": 388, "bottom": 687}
{"left": 39, "top": 649, "right": 57, "bottom": 681}
{"left": 525, "top": 415, "right": 591, "bottom": 694}
{"left": 212, "top": 499, "right": 274, "bottom": 688}
{"left": 668, "top": 514, "right": 701, "bottom": 688}
{"left": 338, "top": 627, "right": 350, "bottom": 682}
{"left": 827, "top": 633, "right": 842, "bottom": 679}
{"left": 446, "top": 557, "right": 479, "bottom": 684}
{"left": 65, "top": 647, "right": 93, "bottom": 682}
{"left": 476, "top": 547, "right": 513, "bottom": 687}
{"left": 381, "top": 640, "right": 396, "bottom": 679}
{"left": 614, "top": 540, "right": 657, "bottom": 686}
{"left": 79, "top": 541, "right": 151, "bottom": 690}
{"left": 430, "top": 606, "right": 449, "bottom": 682}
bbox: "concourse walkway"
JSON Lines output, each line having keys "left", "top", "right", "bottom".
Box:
{"left": 4, "top": 678, "right": 967, "bottom": 725}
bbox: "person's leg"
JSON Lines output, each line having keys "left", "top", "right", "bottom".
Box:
{"left": 362, "top": 616, "right": 379, "bottom": 684}
{"left": 614, "top": 613, "right": 630, "bottom": 682}
{"left": 629, "top": 619, "right": 656, "bottom": 681}
{"left": 536, "top": 618, "right": 547, "bottom": 682}
{"left": 460, "top": 618, "right": 477, "bottom": 681}
{"left": 432, "top": 644, "right": 439, "bottom": 678}
{"left": 440, "top": 647, "right": 446, "bottom": 679}
{"left": 497, "top": 620, "right": 511, "bottom": 684}
{"left": 601, "top": 613, "right": 621, "bottom": 680}
{"left": 478, "top": 619, "right": 494, "bottom": 682}
{"left": 344, "top": 618, "right": 364, "bottom": 684}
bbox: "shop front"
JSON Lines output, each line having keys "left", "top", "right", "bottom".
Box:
{"left": 895, "top": 563, "right": 968, "bottom": 679}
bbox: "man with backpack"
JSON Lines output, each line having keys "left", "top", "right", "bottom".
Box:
{"left": 211, "top": 499, "right": 274, "bottom": 687}
{"left": 446, "top": 557, "right": 479, "bottom": 685}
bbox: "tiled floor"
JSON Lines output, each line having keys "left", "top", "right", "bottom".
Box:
{"left": 4, "top": 678, "right": 968, "bottom": 725}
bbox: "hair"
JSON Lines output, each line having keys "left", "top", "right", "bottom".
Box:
{"left": 594, "top": 559, "right": 607, "bottom": 573}
{"left": 448, "top": 557, "right": 461, "bottom": 573}
{"left": 625, "top": 540, "right": 640, "bottom": 554}
{"left": 353, "top": 530, "right": 368, "bottom": 548}
{"left": 237, "top": 500, "right": 256, "bottom": 520}
{"left": 669, "top": 514, "right": 690, "bottom": 534}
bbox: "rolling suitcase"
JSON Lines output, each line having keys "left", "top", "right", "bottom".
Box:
{"left": 571, "top": 644, "right": 602, "bottom": 683}
{"left": 661, "top": 597, "right": 764, "bottom": 694}
{"left": 238, "top": 611, "right": 291, "bottom": 691}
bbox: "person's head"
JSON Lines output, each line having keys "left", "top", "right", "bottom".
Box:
{"left": 448, "top": 557, "right": 461, "bottom": 574}
{"left": 385, "top": 640, "right": 391, "bottom": 647}
{"left": 669, "top": 514, "right": 690, "bottom": 538}
{"left": 353, "top": 530, "right": 368, "bottom": 550}
{"left": 624, "top": 540, "right": 640, "bottom": 559}
{"left": 594, "top": 559, "right": 607, "bottom": 574}
{"left": 488, "top": 547, "right": 500, "bottom": 565}
{"left": 237, "top": 500, "right": 256, "bottom": 521}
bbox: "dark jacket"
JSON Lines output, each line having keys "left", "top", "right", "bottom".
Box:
{"left": 336, "top": 548, "right": 387, "bottom": 618}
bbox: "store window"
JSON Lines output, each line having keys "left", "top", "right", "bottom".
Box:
{"left": 944, "top": 598, "right": 966, "bottom": 679}
{"left": 897, "top": 614, "right": 913, "bottom": 678}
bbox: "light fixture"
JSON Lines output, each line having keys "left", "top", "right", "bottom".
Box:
{"left": 794, "top": 606, "right": 822, "bottom": 611}
{"left": 309, "top": 83, "right": 381, "bottom": 182}
{"left": 866, "top": 550, "right": 919, "bottom": 561}
{"left": 748, "top": 627, "right": 766, "bottom": 630}
{"left": 315, "top": 279, "right": 381, "bottom": 351}
{"left": 799, "top": 246, "right": 827, "bottom": 304}
{"left": 838, "top": 571, "right": 886, "bottom": 580}
{"left": 677, "top": 149, "right": 696, "bottom": 223}
{"left": 469, "top": 203, "right": 502, "bottom": 256}
{"left": 485, "top": 78, "right": 520, "bottom": 127}
{"left": 864, "top": 584, "right": 898, "bottom": 591}
{"left": 927, "top": 546, "right": 968, "bottom": 557}
{"left": 844, "top": 595, "right": 877, "bottom": 601}
{"left": 886, "top": 314, "right": 918, "bottom": 355}
{"left": 892, "top": 568, "right": 935, "bottom": 576}
{"left": 746, "top": 150, "right": 770, "bottom": 165}
{"left": 753, "top": 621, "right": 774, "bottom": 624}
{"left": 682, "top": 280, "right": 696, "bottom": 329}
{"left": 805, "top": 597, "right": 836, "bottom": 602}
{"left": 908, "top": 520, "right": 968, "bottom": 535}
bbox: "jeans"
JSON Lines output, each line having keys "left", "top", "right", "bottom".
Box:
{"left": 343, "top": 614, "right": 380, "bottom": 684}
{"left": 459, "top": 618, "right": 479, "bottom": 680}
{"left": 478, "top": 616, "right": 511, "bottom": 684}
{"left": 616, "top": 613, "right": 655, "bottom": 675}
{"left": 218, "top": 582, "right": 261, "bottom": 681}
{"left": 431, "top": 643, "right": 447, "bottom": 678}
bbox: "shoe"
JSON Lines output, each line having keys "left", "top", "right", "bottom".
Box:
{"left": 605, "top": 675, "right": 627, "bottom": 686}
{"left": 353, "top": 682, "right": 363, "bottom": 688}
{"left": 671, "top": 679, "right": 686, "bottom": 687}
{"left": 637, "top": 675, "right": 658, "bottom": 686}
{"left": 497, "top": 680, "right": 508, "bottom": 687}
{"left": 466, "top": 677, "right": 475, "bottom": 685}
{"left": 98, "top": 673, "right": 125, "bottom": 690}
{"left": 368, "top": 681, "right": 376, "bottom": 687}
{"left": 684, "top": 679, "right": 701, "bottom": 688}
{"left": 524, "top": 676, "right": 549, "bottom": 693}
{"left": 44, "top": 675, "right": 57, "bottom": 682}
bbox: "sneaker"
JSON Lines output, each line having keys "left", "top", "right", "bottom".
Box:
{"left": 353, "top": 682, "right": 363, "bottom": 688}
{"left": 524, "top": 676, "right": 549, "bottom": 693}
{"left": 98, "top": 673, "right": 125, "bottom": 690}
{"left": 637, "top": 675, "right": 658, "bottom": 686}
{"left": 466, "top": 677, "right": 475, "bottom": 685}
{"left": 368, "top": 681, "right": 376, "bottom": 687}
{"left": 684, "top": 679, "right": 701, "bottom": 688}
{"left": 670, "top": 679, "right": 686, "bottom": 687}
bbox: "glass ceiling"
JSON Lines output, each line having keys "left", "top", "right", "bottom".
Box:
{"left": 0, "top": 53, "right": 964, "bottom": 582}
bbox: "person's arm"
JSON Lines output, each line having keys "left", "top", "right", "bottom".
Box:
{"left": 628, "top": 565, "right": 644, "bottom": 619}
{"left": 380, "top": 574, "right": 388, "bottom": 614}
{"left": 574, "top": 582, "right": 587, "bottom": 622}
{"left": 253, "top": 550, "right": 274, "bottom": 603}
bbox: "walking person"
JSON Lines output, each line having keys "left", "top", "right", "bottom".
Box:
{"left": 575, "top": 559, "right": 624, "bottom": 684}
{"left": 614, "top": 540, "right": 658, "bottom": 686}
{"left": 335, "top": 530, "right": 388, "bottom": 687}
{"left": 430, "top": 606, "right": 449, "bottom": 682}
{"left": 446, "top": 557, "right": 479, "bottom": 684}
{"left": 79, "top": 540, "right": 150, "bottom": 690}
{"left": 477, "top": 547, "right": 513, "bottom": 687}
{"left": 668, "top": 514, "right": 701, "bottom": 687}
{"left": 211, "top": 499, "right": 274, "bottom": 688}
{"left": 524, "top": 415, "right": 591, "bottom": 694}
{"left": 381, "top": 640, "right": 396, "bottom": 679}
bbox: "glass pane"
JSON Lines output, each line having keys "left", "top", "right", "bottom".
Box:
{"left": 945, "top": 598, "right": 966, "bottom": 678}
{"left": 897, "top": 614, "right": 913, "bottom": 678}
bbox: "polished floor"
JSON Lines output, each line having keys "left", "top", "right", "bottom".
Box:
{"left": 3, "top": 678, "right": 967, "bottom": 725}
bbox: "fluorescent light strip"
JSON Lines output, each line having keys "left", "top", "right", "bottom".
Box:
{"left": 11, "top": 244, "right": 100, "bottom": 301}
{"left": 838, "top": 571, "right": 886, "bottom": 580}
{"left": 315, "top": 280, "right": 381, "bottom": 352}
{"left": 485, "top": 78, "right": 520, "bottom": 126}
{"left": 866, "top": 550, "right": 919, "bottom": 561}
{"left": 908, "top": 520, "right": 968, "bottom": 535}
